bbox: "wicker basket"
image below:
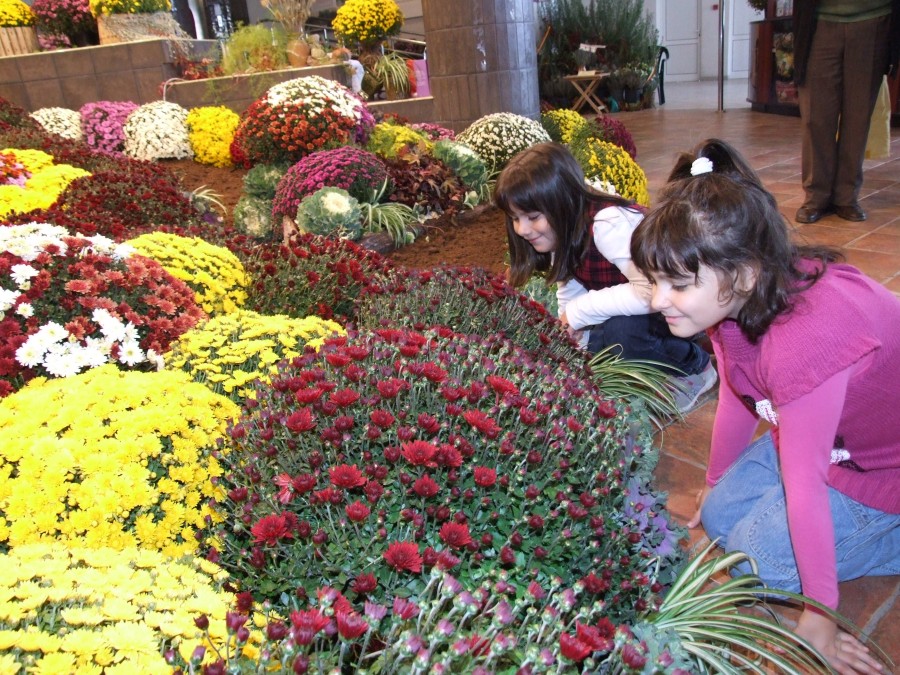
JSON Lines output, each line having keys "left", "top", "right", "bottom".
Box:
{"left": 0, "top": 26, "right": 39, "bottom": 57}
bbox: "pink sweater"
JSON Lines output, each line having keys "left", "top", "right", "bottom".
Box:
{"left": 707, "top": 262, "right": 900, "bottom": 607}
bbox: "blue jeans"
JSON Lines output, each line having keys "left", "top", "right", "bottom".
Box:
{"left": 702, "top": 433, "right": 900, "bottom": 593}
{"left": 586, "top": 313, "right": 708, "bottom": 376}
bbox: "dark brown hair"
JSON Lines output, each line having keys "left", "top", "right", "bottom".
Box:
{"left": 494, "top": 142, "right": 637, "bottom": 287}
{"left": 630, "top": 138, "right": 840, "bottom": 342}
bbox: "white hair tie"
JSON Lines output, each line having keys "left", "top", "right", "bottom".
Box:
{"left": 690, "top": 157, "right": 714, "bottom": 176}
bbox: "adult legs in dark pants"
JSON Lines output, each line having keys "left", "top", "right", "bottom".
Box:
{"left": 586, "top": 313, "right": 709, "bottom": 375}
{"left": 797, "top": 15, "right": 890, "bottom": 221}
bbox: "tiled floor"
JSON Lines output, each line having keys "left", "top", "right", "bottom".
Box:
{"left": 612, "top": 79, "right": 900, "bottom": 672}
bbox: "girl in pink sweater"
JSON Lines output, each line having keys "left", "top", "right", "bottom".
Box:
{"left": 631, "top": 138, "right": 900, "bottom": 674}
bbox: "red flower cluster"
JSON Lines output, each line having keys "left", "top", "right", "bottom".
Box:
{"left": 0, "top": 235, "right": 204, "bottom": 396}
{"left": 243, "top": 233, "right": 394, "bottom": 322}
{"left": 231, "top": 100, "right": 362, "bottom": 167}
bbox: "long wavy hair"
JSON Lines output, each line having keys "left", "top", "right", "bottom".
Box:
{"left": 630, "top": 138, "right": 841, "bottom": 342}
{"left": 494, "top": 142, "right": 637, "bottom": 288}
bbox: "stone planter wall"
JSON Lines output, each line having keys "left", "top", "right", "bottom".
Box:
{"left": 0, "top": 38, "right": 217, "bottom": 113}
{"left": 0, "top": 39, "right": 434, "bottom": 122}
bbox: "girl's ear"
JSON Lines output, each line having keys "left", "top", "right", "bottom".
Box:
{"left": 735, "top": 264, "right": 758, "bottom": 295}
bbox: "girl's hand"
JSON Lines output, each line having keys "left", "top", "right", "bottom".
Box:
{"left": 686, "top": 485, "right": 710, "bottom": 528}
{"left": 559, "top": 312, "right": 584, "bottom": 342}
{"left": 796, "top": 609, "right": 883, "bottom": 674}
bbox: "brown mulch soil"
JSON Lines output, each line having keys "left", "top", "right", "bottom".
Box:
{"left": 164, "top": 158, "right": 510, "bottom": 276}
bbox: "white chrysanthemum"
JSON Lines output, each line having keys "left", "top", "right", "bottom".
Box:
{"left": 42, "top": 342, "right": 82, "bottom": 378}
{"left": 10, "top": 263, "right": 38, "bottom": 286}
{"left": 0, "top": 222, "right": 70, "bottom": 261}
{"left": 15, "top": 336, "right": 45, "bottom": 369}
{"left": 30, "top": 107, "right": 84, "bottom": 141}
{"left": 457, "top": 112, "right": 551, "bottom": 172}
{"left": 146, "top": 349, "right": 165, "bottom": 371}
{"left": 93, "top": 308, "right": 127, "bottom": 343}
{"left": 117, "top": 340, "right": 146, "bottom": 367}
{"left": 266, "top": 76, "right": 366, "bottom": 123}
{"left": 123, "top": 101, "right": 193, "bottom": 162}
{"left": 36, "top": 321, "right": 69, "bottom": 345}
{"left": 0, "top": 288, "right": 18, "bottom": 312}
{"left": 14, "top": 303, "right": 34, "bottom": 318}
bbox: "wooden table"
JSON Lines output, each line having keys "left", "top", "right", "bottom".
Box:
{"left": 564, "top": 71, "right": 611, "bottom": 116}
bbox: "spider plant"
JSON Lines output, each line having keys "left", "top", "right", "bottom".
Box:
{"left": 360, "top": 179, "right": 420, "bottom": 246}
{"left": 636, "top": 540, "right": 892, "bottom": 674}
{"left": 190, "top": 185, "right": 227, "bottom": 218}
{"left": 372, "top": 52, "right": 411, "bottom": 99}
{"left": 588, "top": 343, "right": 679, "bottom": 426}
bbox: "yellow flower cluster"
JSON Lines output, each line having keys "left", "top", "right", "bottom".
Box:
{"left": 89, "top": 0, "right": 170, "bottom": 17}
{"left": 0, "top": 543, "right": 253, "bottom": 673}
{"left": 166, "top": 310, "right": 344, "bottom": 401}
{"left": 332, "top": 0, "right": 403, "bottom": 46}
{"left": 186, "top": 106, "right": 240, "bottom": 168}
{"left": 0, "top": 365, "right": 239, "bottom": 556}
{"left": 367, "top": 121, "right": 433, "bottom": 160}
{"left": 580, "top": 138, "right": 650, "bottom": 206}
{"left": 0, "top": 0, "right": 34, "bottom": 27}
{"left": 126, "top": 232, "right": 249, "bottom": 316}
{"left": 540, "top": 109, "right": 588, "bottom": 144}
{"left": 0, "top": 148, "right": 90, "bottom": 219}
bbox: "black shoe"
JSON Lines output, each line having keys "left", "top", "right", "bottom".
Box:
{"left": 833, "top": 204, "right": 867, "bottom": 222}
{"left": 795, "top": 205, "right": 831, "bottom": 224}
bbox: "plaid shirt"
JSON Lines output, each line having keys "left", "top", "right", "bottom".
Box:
{"left": 572, "top": 201, "right": 639, "bottom": 290}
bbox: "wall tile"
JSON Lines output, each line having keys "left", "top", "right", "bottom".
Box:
{"left": 0, "top": 82, "right": 27, "bottom": 109}
{"left": 59, "top": 75, "right": 100, "bottom": 110}
{"left": 15, "top": 53, "right": 57, "bottom": 82}
{"left": 53, "top": 49, "right": 95, "bottom": 78}
{"left": 24, "top": 78, "right": 65, "bottom": 110}
{"left": 0, "top": 58, "right": 19, "bottom": 84}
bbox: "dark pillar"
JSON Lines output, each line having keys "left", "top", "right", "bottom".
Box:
{"left": 422, "top": 0, "right": 541, "bottom": 132}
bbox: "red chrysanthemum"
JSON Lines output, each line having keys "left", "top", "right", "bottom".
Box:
{"left": 383, "top": 541, "right": 422, "bottom": 573}
{"left": 329, "top": 464, "right": 366, "bottom": 489}
{"left": 472, "top": 466, "right": 497, "bottom": 488}
{"left": 420, "top": 361, "right": 448, "bottom": 382}
{"left": 369, "top": 409, "right": 395, "bottom": 428}
{"left": 439, "top": 522, "right": 473, "bottom": 549}
{"left": 401, "top": 440, "right": 438, "bottom": 466}
{"left": 345, "top": 500, "right": 371, "bottom": 522}
{"left": 290, "top": 609, "right": 329, "bottom": 646}
{"left": 576, "top": 621, "right": 615, "bottom": 652}
{"left": 335, "top": 611, "right": 369, "bottom": 639}
{"left": 251, "top": 514, "right": 294, "bottom": 546}
{"left": 351, "top": 572, "right": 377, "bottom": 594}
{"left": 486, "top": 374, "right": 519, "bottom": 396}
{"left": 392, "top": 596, "right": 420, "bottom": 620}
{"left": 376, "top": 377, "right": 406, "bottom": 398}
{"left": 412, "top": 474, "right": 440, "bottom": 498}
{"left": 559, "top": 632, "right": 593, "bottom": 662}
{"left": 330, "top": 388, "right": 360, "bottom": 408}
{"left": 462, "top": 409, "right": 501, "bottom": 439}
{"left": 286, "top": 408, "right": 316, "bottom": 433}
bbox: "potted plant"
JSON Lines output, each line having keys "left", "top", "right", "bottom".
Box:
{"left": 617, "top": 66, "right": 647, "bottom": 104}
{"left": 0, "top": 0, "right": 38, "bottom": 55}
{"left": 372, "top": 52, "right": 411, "bottom": 99}
{"left": 88, "top": 0, "right": 183, "bottom": 44}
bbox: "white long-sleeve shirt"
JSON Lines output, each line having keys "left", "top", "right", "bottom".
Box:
{"left": 556, "top": 205, "right": 652, "bottom": 348}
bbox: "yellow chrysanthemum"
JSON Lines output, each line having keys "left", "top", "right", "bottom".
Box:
{"left": 126, "top": 232, "right": 249, "bottom": 316}
{"left": 166, "top": 309, "right": 344, "bottom": 402}
{"left": 186, "top": 106, "right": 240, "bottom": 168}
{"left": 0, "top": 366, "right": 238, "bottom": 554}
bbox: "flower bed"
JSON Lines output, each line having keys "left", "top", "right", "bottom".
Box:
{"left": 0, "top": 88, "right": 855, "bottom": 674}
